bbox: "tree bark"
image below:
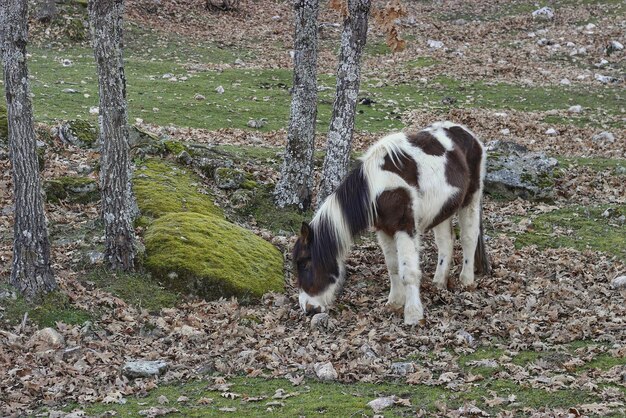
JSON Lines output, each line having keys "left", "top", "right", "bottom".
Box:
{"left": 1, "top": 0, "right": 56, "bottom": 299}
{"left": 35, "top": 0, "right": 58, "bottom": 23}
{"left": 274, "top": 0, "right": 319, "bottom": 211}
{"left": 88, "top": 0, "right": 137, "bottom": 271}
{"left": 317, "top": 0, "right": 371, "bottom": 205}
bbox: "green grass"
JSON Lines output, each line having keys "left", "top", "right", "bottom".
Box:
{"left": 69, "top": 370, "right": 608, "bottom": 417}
{"left": 557, "top": 156, "right": 626, "bottom": 174}
{"left": 0, "top": 286, "right": 92, "bottom": 327}
{"left": 84, "top": 269, "right": 180, "bottom": 312}
{"left": 514, "top": 205, "right": 626, "bottom": 261}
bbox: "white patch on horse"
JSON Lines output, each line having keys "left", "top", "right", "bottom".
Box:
{"left": 432, "top": 218, "right": 454, "bottom": 289}
{"left": 395, "top": 231, "right": 424, "bottom": 324}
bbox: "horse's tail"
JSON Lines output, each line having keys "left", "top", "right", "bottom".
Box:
{"left": 474, "top": 202, "right": 491, "bottom": 276}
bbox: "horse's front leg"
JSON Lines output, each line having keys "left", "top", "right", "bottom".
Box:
{"left": 377, "top": 231, "right": 404, "bottom": 309}
{"left": 395, "top": 231, "right": 424, "bottom": 325}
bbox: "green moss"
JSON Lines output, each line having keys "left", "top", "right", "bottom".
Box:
{"left": 0, "top": 102, "right": 7, "bottom": 141}
{"left": 44, "top": 176, "right": 99, "bottom": 204}
{"left": 144, "top": 212, "right": 284, "bottom": 301}
{"left": 84, "top": 269, "right": 180, "bottom": 312}
{"left": 163, "top": 140, "right": 185, "bottom": 155}
{"left": 67, "top": 119, "right": 97, "bottom": 147}
{"left": 1, "top": 286, "right": 91, "bottom": 327}
{"left": 458, "top": 347, "right": 504, "bottom": 376}
{"left": 514, "top": 205, "right": 626, "bottom": 261}
{"left": 235, "top": 184, "right": 313, "bottom": 234}
{"left": 133, "top": 159, "right": 222, "bottom": 220}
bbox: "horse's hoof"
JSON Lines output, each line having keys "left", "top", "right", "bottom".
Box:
{"left": 404, "top": 317, "right": 426, "bottom": 326}
{"left": 433, "top": 281, "right": 447, "bottom": 291}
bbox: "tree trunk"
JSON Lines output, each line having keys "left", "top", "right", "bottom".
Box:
{"left": 1, "top": 0, "right": 56, "bottom": 299}
{"left": 317, "top": 0, "right": 371, "bottom": 205}
{"left": 88, "top": 0, "right": 137, "bottom": 271}
{"left": 274, "top": 0, "right": 319, "bottom": 211}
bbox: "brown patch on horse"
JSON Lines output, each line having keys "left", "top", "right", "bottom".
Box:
{"left": 445, "top": 126, "right": 482, "bottom": 207}
{"left": 374, "top": 188, "right": 415, "bottom": 236}
{"left": 381, "top": 153, "right": 419, "bottom": 187}
{"left": 407, "top": 131, "right": 446, "bottom": 156}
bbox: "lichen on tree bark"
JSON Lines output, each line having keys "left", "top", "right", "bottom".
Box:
{"left": 274, "top": 0, "right": 320, "bottom": 211}
{"left": 88, "top": 0, "right": 137, "bottom": 270}
{"left": 317, "top": 0, "right": 371, "bottom": 206}
{"left": 1, "top": 0, "right": 56, "bottom": 299}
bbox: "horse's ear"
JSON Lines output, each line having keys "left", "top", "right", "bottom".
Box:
{"left": 301, "top": 222, "right": 313, "bottom": 243}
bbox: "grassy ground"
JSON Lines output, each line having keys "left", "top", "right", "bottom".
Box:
{"left": 58, "top": 340, "right": 624, "bottom": 417}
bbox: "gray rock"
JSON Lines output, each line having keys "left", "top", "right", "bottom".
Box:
{"left": 122, "top": 360, "right": 169, "bottom": 378}
{"left": 592, "top": 131, "right": 615, "bottom": 143}
{"left": 611, "top": 276, "right": 626, "bottom": 289}
{"left": 485, "top": 140, "right": 558, "bottom": 201}
{"left": 391, "top": 362, "right": 415, "bottom": 376}
{"left": 568, "top": 105, "right": 582, "bottom": 113}
{"left": 595, "top": 74, "right": 619, "bottom": 84}
{"left": 532, "top": 7, "right": 554, "bottom": 20}
{"left": 310, "top": 312, "right": 334, "bottom": 330}
{"left": 177, "top": 150, "right": 193, "bottom": 165}
{"left": 606, "top": 40, "right": 624, "bottom": 55}
{"left": 85, "top": 251, "right": 104, "bottom": 265}
{"left": 368, "top": 396, "right": 396, "bottom": 413}
{"left": 54, "top": 120, "right": 98, "bottom": 148}
{"left": 427, "top": 39, "right": 444, "bottom": 49}
{"left": 214, "top": 167, "right": 246, "bottom": 190}
{"left": 30, "top": 327, "right": 65, "bottom": 350}
{"left": 314, "top": 362, "right": 338, "bottom": 381}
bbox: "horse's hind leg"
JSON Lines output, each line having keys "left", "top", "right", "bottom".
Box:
{"left": 432, "top": 218, "right": 454, "bottom": 290}
{"left": 395, "top": 231, "right": 424, "bottom": 325}
{"left": 458, "top": 191, "right": 481, "bottom": 288}
{"left": 377, "top": 231, "right": 404, "bottom": 309}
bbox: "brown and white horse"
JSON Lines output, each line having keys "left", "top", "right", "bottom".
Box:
{"left": 293, "top": 122, "right": 490, "bottom": 325}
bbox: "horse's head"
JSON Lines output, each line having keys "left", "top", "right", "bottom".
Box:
{"left": 293, "top": 222, "right": 343, "bottom": 315}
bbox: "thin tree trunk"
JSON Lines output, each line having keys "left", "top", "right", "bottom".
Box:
{"left": 1, "top": 0, "right": 56, "bottom": 299}
{"left": 317, "top": 0, "right": 371, "bottom": 205}
{"left": 274, "top": 0, "right": 319, "bottom": 211}
{"left": 35, "top": 0, "right": 58, "bottom": 23}
{"left": 88, "top": 0, "right": 137, "bottom": 271}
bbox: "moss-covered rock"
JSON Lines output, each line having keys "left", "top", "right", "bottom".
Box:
{"left": 0, "top": 102, "right": 7, "bottom": 143}
{"left": 57, "top": 119, "right": 98, "bottom": 148}
{"left": 44, "top": 176, "right": 99, "bottom": 204}
{"left": 133, "top": 159, "right": 222, "bottom": 219}
{"left": 144, "top": 212, "right": 284, "bottom": 301}
{"left": 163, "top": 140, "right": 185, "bottom": 155}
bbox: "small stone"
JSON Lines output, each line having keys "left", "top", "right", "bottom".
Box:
{"left": 314, "top": 362, "right": 338, "bottom": 381}
{"left": 456, "top": 329, "right": 475, "bottom": 346}
{"left": 86, "top": 251, "right": 104, "bottom": 265}
{"left": 360, "top": 343, "right": 378, "bottom": 359}
{"left": 247, "top": 118, "right": 267, "bottom": 129}
{"left": 271, "top": 15, "right": 281, "bottom": 20}
{"left": 194, "top": 93, "right": 206, "bottom": 101}
{"left": 89, "top": 106, "right": 99, "bottom": 115}
{"left": 559, "top": 78, "right": 571, "bottom": 86}
{"left": 368, "top": 396, "right": 396, "bottom": 413}
{"left": 310, "top": 312, "right": 332, "bottom": 330}
{"left": 30, "top": 328, "right": 65, "bottom": 351}
{"left": 122, "top": 360, "right": 169, "bottom": 378}
{"left": 568, "top": 105, "right": 582, "bottom": 113}
{"left": 427, "top": 39, "right": 444, "bottom": 49}
{"left": 62, "top": 59, "right": 73, "bottom": 67}
{"left": 592, "top": 131, "right": 615, "bottom": 143}
{"left": 545, "top": 128, "right": 558, "bottom": 136}
{"left": 234, "top": 58, "right": 245, "bottom": 66}
{"left": 500, "top": 128, "right": 510, "bottom": 135}
{"left": 595, "top": 59, "right": 609, "bottom": 68}
{"left": 177, "top": 150, "right": 193, "bottom": 165}
{"left": 215, "top": 85, "right": 225, "bottom": 94}
{"left": 62, "top": 88, "right": 78, "bottom": 94}
{"left": 532, "top": 7, "right": 554, "bottom": 20}
{"left": 611, "top": 276, "right": 626, "bottom": 289}
{"left": 162, "top": 73, "right": 173, "bottom": 79}
{"left": 391, "top": 362, "right": 415, "bottom": 376}
{"left": 606, "top": 40, "right": 624, "bottom": 55}
{"left": 584, "top": 23, "right": 596, "bottom": 31}
{"left": 594, "top": 74, "right": 618, "bottom": 84}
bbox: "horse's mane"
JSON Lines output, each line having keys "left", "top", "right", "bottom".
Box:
{"left": 310, "top": 133, "right": 409, "bottom": 271}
